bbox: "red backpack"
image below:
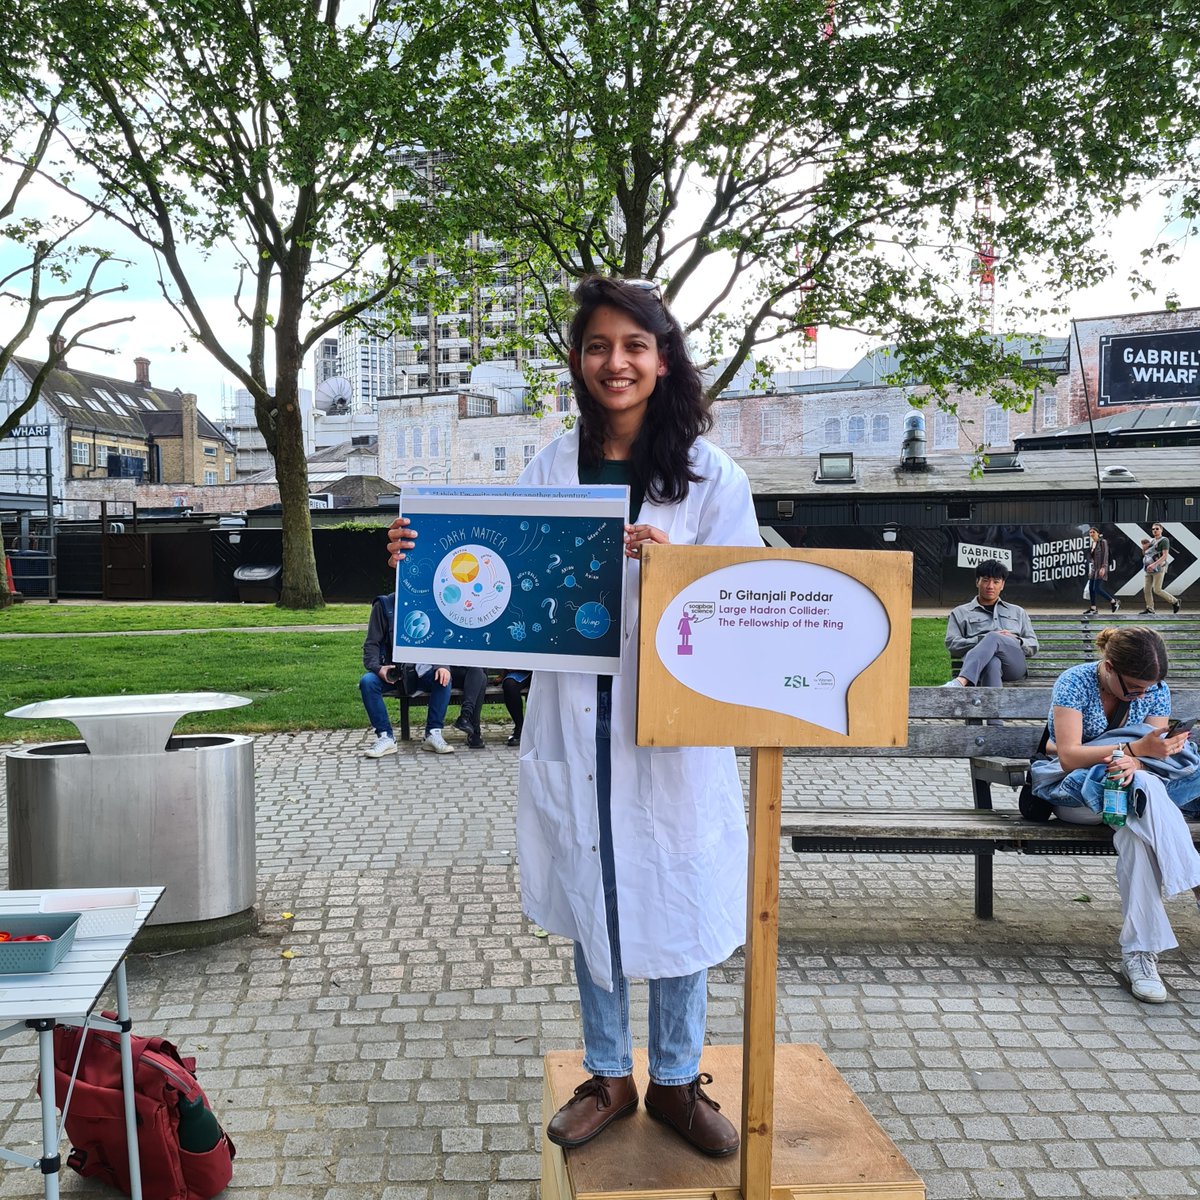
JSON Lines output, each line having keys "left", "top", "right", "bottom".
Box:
{"left": 47, "top": 1017, "right": 235, "bottom": 1200}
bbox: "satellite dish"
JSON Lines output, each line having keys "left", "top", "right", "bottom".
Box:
{"left": 315, "top": 376, "right": 353, "bottom": 415}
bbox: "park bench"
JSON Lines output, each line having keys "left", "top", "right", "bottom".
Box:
{"left": 781, "top": 683, "right": 1200, "bottom": 919}
{"left": 394, "top": 672, "right": 510, "bottom": 742}
{"left": 950, "top": 612, "right": 1200, "bottom": 685}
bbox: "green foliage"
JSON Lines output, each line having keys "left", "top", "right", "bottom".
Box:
{"left": 447, "top": 0, "right": 1199, "bottom": 404}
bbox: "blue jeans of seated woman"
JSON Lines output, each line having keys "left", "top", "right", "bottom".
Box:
{"left": 574, "top": 684, "right": 707, "bottom": 1086}
{"left": 1037, "top": 762, "right": 1200, "bottom": 816}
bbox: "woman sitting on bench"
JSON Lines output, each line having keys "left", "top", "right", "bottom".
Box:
{"left": 1032, "top": 626, "right": 1200, "bottom": 1004}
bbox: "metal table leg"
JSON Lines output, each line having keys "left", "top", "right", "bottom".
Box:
{"left": 114, "top": 962, "right": 143, "bottom": 1200}
{"left": 35, "top": 1021, "right": 61, "bottom": 1200}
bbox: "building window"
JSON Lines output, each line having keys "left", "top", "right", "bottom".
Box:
{"left": 395, "top": 429, "right": 406, "bottom": 458}
{"left": 934, "top": 411, "right": 958, "bottom": 449}
{"left": 871, "top": 415, "right": 890, "bottom": 445}
{"left": 719, "top": 408, "right": 741, "bottom": 446}
{"left": 429, "top": 426, "right": 439, "bottom": 456}
{"left": 1041, "top": 390, "right": 1057, "bottom": 428}
{"left": 224, "top": 462, "right": 231, "bottom": 481}
{"left": 823, "top": 417, "right": 841, "bottom": 446}
{"left": 760, "top": 407, "right": 782, "bottom": 445}
{"left": 847, "top": 415, "right": 866, "bottom": 444}
{"left": 57, "top": 391, "right": 79, "bottom": 407}
{"left": 984, "top": 403, "right": 1009, "bottom": 446}
{"left": 71, "top": 441, "right": 91, "bottom": 465}
{"left": 494, "top": 445, "right": 506, "bottom": 472}
{"left": 524, "top": 442, "right": 536, "bottom": 468}
{"left": 204, "top": 470, "right": 218, "bottom": 485}
{"left": 84, "top": 397, "right": 103, "bottom": 412}
{"left": 203, "top": 445, "right": 217, "bottom": 457}
{"left": 412, "top": 427, "right": 423, "bottom": 457}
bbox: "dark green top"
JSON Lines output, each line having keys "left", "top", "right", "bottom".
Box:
{"left": 578, "top": 455, "right": 642, "bottom": 694}
{"left": 578, "top": 456, "right": 643, "bottom": 525}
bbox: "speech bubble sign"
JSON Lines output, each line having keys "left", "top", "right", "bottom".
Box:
{"left": 654, "top": 559, "right": 890, "bottom": 736}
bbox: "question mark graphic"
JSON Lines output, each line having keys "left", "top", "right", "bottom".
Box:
{"left": 443, "top": 629, "right": 454, "bottom": 643}
{"left": 543, "top": 597, "right": 557, "bottom": 622}
{"left": 484, "top": 632, "right": 491, "bottom": 645}
{"left": 548, "top": 554, "right": 561, "bottom": 568}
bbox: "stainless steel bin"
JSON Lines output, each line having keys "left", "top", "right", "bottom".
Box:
{"left": 5, "top": 694, "right": 255, "bottom": 944}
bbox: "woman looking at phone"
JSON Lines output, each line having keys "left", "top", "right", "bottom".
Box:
{"left": 388, "top": 277, "right": 761, "bottom": 1154}
{"left": 1030, "top": 626, "right": 1200, "bottom": 1003}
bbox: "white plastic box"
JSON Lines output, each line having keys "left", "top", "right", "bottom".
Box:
{"left": 39, "top": 888, "right": 141, "bottom": 938}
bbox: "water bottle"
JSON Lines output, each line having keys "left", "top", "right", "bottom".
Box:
{"left": 177, "top": 1093, "right": 224, "bottom": 1153}
{"left": 1102, "top": 746, "right": 1128, "bottom": 828}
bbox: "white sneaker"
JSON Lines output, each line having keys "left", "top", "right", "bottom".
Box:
{"left": 365, "top": 733, "right": 397, "bottom": 759}
{"left": 422, "top": 728, "right": 454, "bottom": 755}
{"left": 1122, "top": 951, "right": 1168, "bottom": 1003}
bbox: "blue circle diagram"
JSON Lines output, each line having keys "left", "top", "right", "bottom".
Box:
{"left": 574, "top": 602, "right": 610, "bottom": 640}
{"left": 404, "top": 610, "right": 431, "bottom": 640}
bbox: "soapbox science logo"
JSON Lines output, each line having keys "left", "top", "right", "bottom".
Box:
{"left": 393, "top": 485, "right": 628, "bottom": 673}
{"left": 653, "top": 559, "right": 890, "bottom": 735}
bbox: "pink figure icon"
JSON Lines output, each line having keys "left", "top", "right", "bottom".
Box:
{"left": 677, "top": 611, "right": 693, "bottom": 655}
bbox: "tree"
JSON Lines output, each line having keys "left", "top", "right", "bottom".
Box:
{"left": 0, "top": 76, "right": 131, "bottom": 606}
{"left": 452, "top": 0, "right": 1195, "bottom": 405}
{"left": 30, "top": 0, "right": 492, "bottom": 607}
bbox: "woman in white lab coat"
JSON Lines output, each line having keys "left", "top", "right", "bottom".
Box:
{"left": 389, "top": 277, "right": 760, "bottom": 1156}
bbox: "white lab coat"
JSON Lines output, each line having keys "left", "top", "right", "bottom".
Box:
{"left": 516, "top": 427, "right": 761, "bottom": 989}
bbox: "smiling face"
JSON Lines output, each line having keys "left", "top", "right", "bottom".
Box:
{"left": 572, "top": 303, "right": 667, "bottom": 429}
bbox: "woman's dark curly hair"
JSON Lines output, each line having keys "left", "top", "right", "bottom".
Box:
{"left": 1095, "top": 625, "right": 1169, "bottom": 682}
{"left": 568, "top": 276, "right": 711, "bottom": 504}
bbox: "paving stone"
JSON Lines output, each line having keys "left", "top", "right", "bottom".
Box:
{"left": 3, "top": 732, "right": 1200, "bottom": 1200}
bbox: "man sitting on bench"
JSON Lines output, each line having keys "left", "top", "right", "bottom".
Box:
{"left": 360, "top": 592, "right": 487, "bottom": 756}
{"left": 943, "top": 559, "right": 1038, "bottom": 687}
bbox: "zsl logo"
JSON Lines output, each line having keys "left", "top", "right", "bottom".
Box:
{"left": 783, "top": 675, "right": 810, "bottom": 689}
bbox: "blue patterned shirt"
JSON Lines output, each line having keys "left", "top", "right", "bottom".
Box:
{"left": 1048, "top": 662, "right": 1171, "bottom": 743}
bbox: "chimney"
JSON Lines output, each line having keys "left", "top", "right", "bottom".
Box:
{"left": 50, "top": 334, "right": 67, "bottom": 364}
{"left": 181, "top": 392, "right": 200, "bottom": 483}
{"left": 134, "top": 357, "right": 151, "bottom": 385}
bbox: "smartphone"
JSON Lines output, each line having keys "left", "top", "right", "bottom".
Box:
{"left": 1166, "top": 718, "right": 1197, "bottom": 737}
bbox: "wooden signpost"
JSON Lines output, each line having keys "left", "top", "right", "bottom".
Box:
{"left": 542, "top": 546, "right": 922, "bottom": 1200}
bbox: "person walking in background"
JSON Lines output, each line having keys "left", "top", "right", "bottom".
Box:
{"left": 1140, "top": 522, "right": 1181, "bottom": 615}
{"left": 1029, "top": 626, "right": 1200, "bottom": 1004}
{"left": 943, "top": 560, "right": 1038, "bottom": 687}
{"left": 1085, "top": 526, "right": 1120, "bottom": 615}
{"left": 388, "top": 276, "right": 760, "bottom": 1158}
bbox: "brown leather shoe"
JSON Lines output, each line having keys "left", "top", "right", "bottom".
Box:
{"left": 546, "top": 1074, "right": 638, "bottom": 1148}
{"left": 644, "top": 1073, "right": 739, "bottom": 1157}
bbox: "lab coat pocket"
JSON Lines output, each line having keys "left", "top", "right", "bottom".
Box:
{"left": 649, "top": 749, "right": 718, "bottom": 855}
{"left": 519, "top": 755, "right": 573, "bottom": 848}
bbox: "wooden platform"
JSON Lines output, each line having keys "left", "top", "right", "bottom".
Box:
{"left": 541, "top": 1045, "right": 924, "bottom": 1200}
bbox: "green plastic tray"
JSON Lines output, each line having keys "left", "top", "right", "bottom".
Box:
{"left": 0, "top": 913, "right": 81, "bottom": 974}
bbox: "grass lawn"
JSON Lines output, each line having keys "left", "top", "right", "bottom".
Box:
{"left": 0, "top": 602, "right": 370, "bottom": 633}
{"left": 0, "top": 616, "right": 953, "bottom": 741}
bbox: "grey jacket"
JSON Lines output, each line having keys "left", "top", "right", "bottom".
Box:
{"left": 945, "top": 597, "right": 1038, "bottom": 659}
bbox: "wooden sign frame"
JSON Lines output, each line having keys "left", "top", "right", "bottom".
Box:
{"left": 637, "top": 546, "right": 912, "bottom": 748}
{"left": 636, "top": 545, "right": 915, "bottom": 1200}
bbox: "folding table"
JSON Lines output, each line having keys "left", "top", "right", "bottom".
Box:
{"left": 0, "top": 887, "right": 164, "bottom": 1200}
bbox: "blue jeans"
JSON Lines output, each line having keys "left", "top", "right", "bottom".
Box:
{"left": 1088, "top": 577, "right": 1116, "bottom": 605}
{"left": 1038, "top": 762, "right": 1200, "bottom": 816}
{"left": 358, "top": 668, "right": 450, "bottom": 737}
{"left": 359, "top": 671, "right": 398, "bottom": 737}
{"left": 573, "top": 685, "right": 708, "bottom": 1086}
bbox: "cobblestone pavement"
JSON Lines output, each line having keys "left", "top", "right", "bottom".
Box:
{"left": 2, "top": 729, "right": 1200, "bottom": 1200}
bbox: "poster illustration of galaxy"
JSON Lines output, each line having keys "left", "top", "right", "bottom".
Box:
{"left": 392, "top": 485, "right": 629, "bottom": 674}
